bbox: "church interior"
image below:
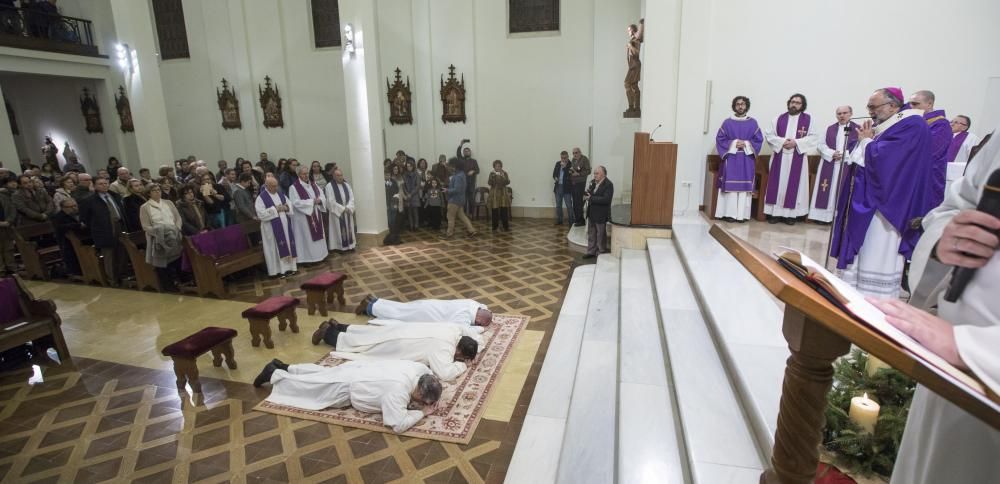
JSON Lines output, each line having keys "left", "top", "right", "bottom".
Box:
{"left": 1, "top": 0, "right": 998, "bottom": 483}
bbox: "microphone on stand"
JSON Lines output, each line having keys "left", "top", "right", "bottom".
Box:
{"left": 943, "top": 168, "right": 1000, "bottom": 302}
{"left": 850, "top": 116, "right": 873, "bottom": 120}
{"left": 650, "top": 124, "right": 662, "bottom": 141}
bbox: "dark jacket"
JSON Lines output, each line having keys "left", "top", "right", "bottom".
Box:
{"left": 552, "top": 161, "right": 572, "bottom": 192}
{"left": 12, "top": 187, "right": 54, "bottom": 225}
{"left": 176, "top": 199, "right": 207, "bottom": 236}
{"left": 51, "top": 210, "right": 87, "bottom": 274}
{"left": 586, "top": 178, "right": 614, "bottom": 224}
{"left": 232, "top": 184, "right": 256, "bottom": 223}
{"left": 79, "top": 191, "right": 124, "bottom": 248}
{"left": 122, "top": 194, "right": 146, "bottom": 233}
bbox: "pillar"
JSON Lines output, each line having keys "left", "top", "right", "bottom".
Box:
{"left": 0, "top": 85, "right": 18, "bottom": 171}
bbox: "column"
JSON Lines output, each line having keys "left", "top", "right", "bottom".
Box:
{"left": 639, "top": 0, "right": 682, "bottom": 139}
{"left": 0, "top": 85, "right": 18, "bottom": 170}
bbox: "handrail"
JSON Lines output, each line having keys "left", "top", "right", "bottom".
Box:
{"left": 0, "top": 5, "right": 97, "bottom": 54}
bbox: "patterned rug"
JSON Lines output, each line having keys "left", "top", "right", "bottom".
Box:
{"left": 254, "top": 314, "right": 529, "bottom": 444}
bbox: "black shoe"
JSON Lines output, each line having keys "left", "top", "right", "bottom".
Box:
{"left": 767, "top": 217, "right": 779, "bottom": 224}
{"left": 312, "top": 320, "right": 332, "bottom": 345}
{"left": 582, "top": 254, "right": 596, "bottom": 259}
{"left": 782, "top": 218, "right": 795, "bottom": 225}
{"left": 271, "top": 358, "right": 289, "bottom": 371}
{"left": 253, "top": 362, "right": 277, "bottom": 388}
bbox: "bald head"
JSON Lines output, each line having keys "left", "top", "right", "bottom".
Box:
{"left": 116, "top": 167, "right": 131, "bottom": 182}
{"left": 297, "top": 164, "right": 310, "bottom": 180}
{"left": 835, "top": 106, "right": 853, "bottom": 124}
{"left": 265, "top": 175, "right": 278, "bottom": 193}
{"left": 334, "top": 169, "right": 345, "bottom": 184}
{"left": 910, "top": 90, "right": 935, "bottom": 111}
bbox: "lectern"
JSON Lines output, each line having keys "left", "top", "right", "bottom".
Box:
{"left": 709, "top": 225, "right": 999, "bottom": 484}
{"left": 630, "top": 132, "right": 677, "bottom": 226}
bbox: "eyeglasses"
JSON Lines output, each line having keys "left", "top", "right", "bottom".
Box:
{"left": 950, "top": 120, "right": 969, "bottom": 127}
{"left": 866, "top": 102, "right": 891, "bottom": 111}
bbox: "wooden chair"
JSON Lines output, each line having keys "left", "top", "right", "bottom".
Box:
{"left": 474, "top": 187, "right": 490, "bottom": 220}
{"left": 0, "top": 275, "right": 70, "bottom": 363}
{"left": 120, "top": 231, "right": 161, "bottom": 292}
{"left": 65, "top": 231, "right": 107, "bottom": 286}
{"left": 13, "top": 222, "right": 61, "bottom": 280}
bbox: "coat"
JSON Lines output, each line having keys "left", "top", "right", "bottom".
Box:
{"left": 139, "top": 199, "right": 183, "bottom": 268}
{"left": 488, "top": 170, "right": 511, "bottom": 209}
{"left": 78, "top": 191, "right": 125, "bottom": 249}
{"left": 122, "top": 194, "right": 146, "bottom": 233}
{"left": 586, "top": 178, "right": 614, "bottom": 225}
{"left": 12, "top": 188, "right": 54, "bottom": 225}
{"left": 176, "top": 199, "right": 208, "bottom": 236}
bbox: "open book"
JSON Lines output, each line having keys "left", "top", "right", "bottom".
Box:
{"left": 775, "top": 247, "right": 988, "bottom": 396}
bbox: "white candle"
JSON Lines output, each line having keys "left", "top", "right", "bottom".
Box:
{"left": 866, "top": 355, "right": 891, "bottom": 377}
{"left": 849, "top": 393, "right": 880, "bottom": 434}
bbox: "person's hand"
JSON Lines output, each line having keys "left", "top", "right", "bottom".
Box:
{"left": 935, "top": 209, "right": 1000, "bottom": 268}
{"left": 867, "top": 298, "right": 967, "bottom": 370}
{"left": 314, "top": 198, "right": 322, "bottom": 205}
{"left": 735, "top": 140, "right": 746, "bottom": 150}
{"left": 782, "top": 139, "right": 796, "bottom": 150}
{"left": 422, "top": 402, "right": 439, "bottom": 416}
{"left": 467, "top": 170, "right": 474, "bottom": 176}
{"left": 461, "top": 138, "right": 470, "bottom": 144}
{"left": 857, "top": 120, "right": 875, "bottom": 140}
{"left": 833, "top": 151, "right": 843, "bottom": 161}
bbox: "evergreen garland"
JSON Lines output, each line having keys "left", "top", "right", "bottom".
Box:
{"left": 822, "top": 349, "right": 916, "bottom": 478}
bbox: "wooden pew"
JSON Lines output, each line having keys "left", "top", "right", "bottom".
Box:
{"left": 703, "top": 154, "right": 820, "bottom": 222}
{"left": 13, "top": 222, "right": 61, "bottom": 280}
{"left": 183, "top": 222, "right": 264, "bottom": 299}
{"left": 121, "top": 231, "right": 161, "bottom": 292}
{"left": 65, "top": 231, "right": 107, "bottom": 286}
{"left": 0, "top": 275, "right": 70, "bottom": 363}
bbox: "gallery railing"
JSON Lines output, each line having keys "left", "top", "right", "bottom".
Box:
{"left": 0, "top": 6, "right": 100, "bottom": 57}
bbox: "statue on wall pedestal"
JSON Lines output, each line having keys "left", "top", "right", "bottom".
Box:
{"left": 258, "top": 76, "right": 284, "bottom": 129}
{"left": 440, "top": 64, "right": 466, "bottom": 124}
{"left": 623, "top": 18, "right": 644, "bottom": 118}
{"left": 217, "top": 78, "right": 242, "bottom": 130}
{"left": 386, "top": 68, "right": 413, "bottom": 125}
{"left": 115, "top": 85, "right": 135, "bottom": 133}
{"left": 42, "top": 136, "right": 58, "bottom": 166}
{"left": 80, "top": 87, "right": 103, "bottom": 133}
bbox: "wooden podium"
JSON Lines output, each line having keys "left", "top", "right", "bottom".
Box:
{"left": 631, "top": 132, "right": 677, "bottom": 226}
{"left": 709, "top": 225, "right": 999, "bottom": 484}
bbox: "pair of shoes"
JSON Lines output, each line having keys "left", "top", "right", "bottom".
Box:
{"left": 253, "top": 362, "right": 277, "bottom": 388}
{"left": 312, "top": 320, "right": 332, "bottom": 345}
{"left": 782, "top": 218, "right": 796, "bottom": 226}
{"left": 354, "top": 295, "right": 374, "bottom": 315}
{"left": 271, "top": 358, "right": 289, "bottom": 371}
{"left": 767, "top": 217, "right": 779, "bottom": 224}
{"left": 582, "top": 253, "right": 596, "bottom": 259}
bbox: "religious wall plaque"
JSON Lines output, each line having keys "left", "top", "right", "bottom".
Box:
{"left": 114, "top": 86, "right": 135, "bottom": 133}
{"left": 387, "top": 68, "right": 413, "bottom": 125}
{"left": 80, "top": 87, "right": 103, "bottom": 133}
{"left": 440, "top": 65, "right": 466, "bottom": 124}
{"left": 258, "top": 76, "right": 284, "bottom": 129}
{"left": 5, "top": 100, "right": 17, "bottom": 136}
{"left": 217, "top": 78, "right": 242, "bottom": 130}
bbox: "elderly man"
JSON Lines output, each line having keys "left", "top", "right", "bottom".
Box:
{"left": 808, "top": 106, "right": 860, "bottom": 224}
{"left": 108, "top": 167, "right": 131, "bottom": 198}
{"left": 311, "top": 320, "right": 480, "bottom": 382}
{"left": 764, "top": 93, "right": 819, "bottom": 225}
{"left": 715, "top": 96, "right": 763, "bottom": 222}
{"left": 71, "top": 173, "right": 94, "bottom": 202}
{"left": 79, "top": 177, "right": 126, "bottom": 285}
{"left": 830, "top": 87, "right": 933, "bottom": 298}
{"left": 325, "top": 168, "right": 356, "bottom": 251}
{"left": 0, "top": 175, "right": 15, "bottom": 275}
{"left": 256, "top": 176, "right": 297, "bottom": 277}
{"left": 355, "top": 295, "right": 492, "bottom": 326}
{"left": 910, "top": 90, "right": 951, "bottom": 209}
{"left": 583, "top": 166, "right": 614, "bottom": 259}
{"left": 288, "top": 165, "right": 327, "bottom": 263}
{"left": 946, "top": 115, "right": 981, "bottom": 165}
{"left": 254, "top": 358, "right": 442, "bottom": 433}
{"left": 12, "top": 174, "right": 54, "bottom": 224}
{"left": 569, "top": 147, "right": 592, "bottom": 227}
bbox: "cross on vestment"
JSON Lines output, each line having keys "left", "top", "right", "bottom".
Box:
{"left": 797, "top": 126, "right": 808, "bottom": 138}
{"left": 821, "top": 179, "right": 829, "bottom": 192}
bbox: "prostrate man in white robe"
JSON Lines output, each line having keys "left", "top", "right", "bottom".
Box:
{"left": 310, "top": 320, "right": 479, "bottom": 382}
{"left": 946, "top": 115, "right": 981, "bottom": 165}
{"left": 255, "top": 176, "right": 297, "bottom": 277}
{"left": 354, "top": 294, "right": 492, "bottom": 327}
{"left": 254, "top": 358, "right": 443, "bottom": 434}
{"left": 763, "top": 93, "right": 819, "bottom": 225}
{"left": 325, "top": 168, "right": 356, "bottom": 251}
{"left": 808, "top": 106, "right": 859, "bottom": 224}
{"left": 870, "top": 126, "right": 1000, "bottom": 484}
{"left": 288, "top": 165, "right": 328, "bottom": 263}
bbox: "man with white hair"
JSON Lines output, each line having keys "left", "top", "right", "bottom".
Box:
{"left": 109, "top": 167, "right": 131, "bottom": 198}
{"left": 946, "top": 115, "right": 981, "bottom": 165}
{"left": 325, "top": 168, "right": 356, "bottom": 251}
{"left": 255, "top": 176, "right": 297, "bottom": 277}
{"left": 288, "top": 165, "right": 328, "bottom": 263}
{"left": 808, "top": 106, "right": 859, "bottom": 224}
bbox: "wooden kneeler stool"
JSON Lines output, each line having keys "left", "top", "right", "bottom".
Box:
{"left": 160, "top": 327, "right": 237, "bottom": 393}
{"left": 241, "top": 296, "right": 299, "bottom": 348}
{"left": 300, "top": 272, "right": 348, "bottom": 316}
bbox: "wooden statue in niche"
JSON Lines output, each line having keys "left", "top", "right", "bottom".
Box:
{"left": 440, "top": 64, "right": 466, "bottom": 124}
{"left": 217, "top": 78, "right": 242, "bottom": 130}
{"left": 115, "top": 86, "right": 135, "bottom": 133}
{"left": 623, "top": 18, "right": 644, "bottom": 118}
{"left": 5, "top": 100, "right": 17, "bottom": 136}
{"left": 258, "top": 76, "right": 284, "bottom": 129}
{"left": 80, "top": 87, "right": 103, "bottom": 133}
{"left": 386, "top": 68, "right": 413, "bottom": 125}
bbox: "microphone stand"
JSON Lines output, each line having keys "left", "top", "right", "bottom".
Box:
{"left": 824, "top": 124, "right": 854, "bottom": 269}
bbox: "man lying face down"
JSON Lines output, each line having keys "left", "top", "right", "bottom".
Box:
{"left": 354, "top": 294, "right": 493, "bottom": 327}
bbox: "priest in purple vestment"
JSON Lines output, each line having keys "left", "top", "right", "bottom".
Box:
{"left": 763, "top": 93, "right": 819, "bottom": 225}
{"left": 808, "top": 106, "right": 859, "bottom": 224}
{"left": 910, "top": 90, "right": 951, "bottom": 209}
{"left": 946, "top": 115, "right": 981, "bottom": 164}
{"left": 831, "top": 87, "right": 934, "bottom": 298}
{"left": 715, "top": 95, "right": 763, "bottom": 222}
{"left": 255, "top": 176, "right": 298, "bottom": 277}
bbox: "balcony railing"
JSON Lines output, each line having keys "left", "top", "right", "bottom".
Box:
{"left": 0, "top": 5, "right": 100, "bottom": 57}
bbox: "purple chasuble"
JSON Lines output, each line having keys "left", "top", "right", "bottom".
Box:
{"left": 814, "top": 121, "right": 859, "bottom": 209}
{"left": 260, "top": 190, "right": 296, "bottom": 258}
{"left": 924, "top": 109, "right": 951, "bottom": 209}
{"left": 293, "top": 179, "right": 325, "bottom": 241}
{"left": 331, "top": 182, "right": 355, "bottom": 248}
{"left": 946, "top": 131, "right": 969, "bottom": 163}
{"left": 765, "top": 112, "right": 811, "bottom": 208}
{"left": 715, "top": 117, "right": 763, "bottom": 193}
{"left": 830, "top": 113, "right": 933, "bottom": 268}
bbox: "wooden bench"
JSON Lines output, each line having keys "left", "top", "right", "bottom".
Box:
{"left": 300, "top": 272, "right": 348, "bottom": 316}
{"left": 160, "top": 327, "right": 237, "bottom": 393}
{"left": 65, "top": 231, "right": 107, "bottom": 286}
{"left": 0, "top": 275, "right": 70, "bottom": 363}
{"left": 183, "top": 222, "right": 264, "bottom": 299}
{"left": 121, "top": 231, "right": 161, "bottom": 292}
{"left": 241, "top": 296, "right": 299, "bottom": 349}
{"left": 13, "top": 222, "right": 61, "bottom": 280}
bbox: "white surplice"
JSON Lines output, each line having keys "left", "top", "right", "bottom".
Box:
{"left": 331, "top": 324, "right": 469, "bottom": 382}
{"left": 266, "top": 359, "right": 431, "bottom": 433}
{"left": 325, "top": 181, "right": 356, "bottom": 251}
{"left": 891, "top": 125, "right": 1000, "bottom": 484}
{"left": 807, "top": 123, "right": 850, "bottom": 223}
{"left": 371, "top": 298, "right": 486, "bottom": 326}
{"left": 716, "top": 114, "right": 757, "bottom": 221}
{"left": 950, "top": 131, "right": 982, "bottom": 165}
{"left": 288, "top": 180, "right": 328, "bottom": 263}
{"left": 764, "top": 113, "right": 819, "bottom": 217}
{"left": 255, "top": 190, "right": 297, "bottom": 276}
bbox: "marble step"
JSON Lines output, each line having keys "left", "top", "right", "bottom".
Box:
{"left": 506, "top": 264, "right": 596, "bottom": 484}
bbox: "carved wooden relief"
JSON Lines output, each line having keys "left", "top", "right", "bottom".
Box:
{"left": 80, "top": 87, "right": 103, "bottom": 134}
{"left": 217, "top": 78, "right": 242, "bottom": 130}
{"left": 5, "top": 99, "right": 17, "bottom": 136}
{"left": 114, "top": 86, "right": 134, "bottom": 133}
{"left": 151, "top": 0, "right": 190, "bottom": 60}
{"left": 440, "top": 65, "right": 466, "bottom": 124}
{"left": 509, "top": 0, "right": 560, "bottom": 33}
{"left": 258, "top": 76, "right": 284, "bottom": 129}
{"left": 386, "top": 68, "right": 413, "bottom": 125}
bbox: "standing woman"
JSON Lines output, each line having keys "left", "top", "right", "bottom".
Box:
{"left": 176, "top": 185, "right": 209, "bottom": 235}
{"left": 310, "top": 161, "right": 328, "bottom": 191}
{"left": 52, "top": 175, "right": 76, "bottom": 209}
{"left": 488, "top": 160, "right": 511, "bottom": 232}
{"left": 138, "top": 184, "right": 183, "bottom": 291}
{"left": 122, "top": 178, "right": 147, "bottom": 233}
{"left": 403, "top": 160, "right": 421, "bottom": 230}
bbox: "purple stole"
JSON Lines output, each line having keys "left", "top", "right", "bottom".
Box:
{"left": 946, "top": 131, "right": 969, "bottom": 163}
{"left": 260, "top": 190, "right": 296, "bottom": 258}
{"left": 331, "top": 182, "right": 355, "bottom": 247}
{"left": 814, "top": 122, "right": 859, "bottom": 209}
{"left": 292, "top": 180, "right": 325, "bottom": 242}
{"left": 765, "top": 113, "right": 811, "bottom": 208}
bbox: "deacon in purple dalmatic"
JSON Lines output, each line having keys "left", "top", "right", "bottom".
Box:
{"left": 831, "top": 87, "right": 934, "bottom": 299}
{"left": 910, "top": 90, "right": 952, "bottom": 210}
{"left": 807, "top": 106, "right": 859, "bottom": 223}
{"left": 714, "top": 95, "right": 763, "bottom": 221}
{"left": 763, "top": 93, "right": 819, "bottom": 224}
{"left": 255, "top": 177, "right": 298, "bottom": 276}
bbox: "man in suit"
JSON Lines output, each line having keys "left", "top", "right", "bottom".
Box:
{"left": 552, "top": 151, "right": 574, "bottom": 225}
{"left": 51, "top": 198, "right": 87, "bottom": 276}
{"left": 232, "top": 172, "right": 257, "bottom": 224}
{"left": 79, "top": 177, "right": 125, "bottom": 285}
{"left": 583, "top": 165, "right": 613, "bottom": 259}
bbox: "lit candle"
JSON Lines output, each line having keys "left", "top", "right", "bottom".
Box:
{"left": 849, "top": 393, "right": 880, "bottom": 434}
{"left": 866, "top": 355, "right": 891, "bottom": 377}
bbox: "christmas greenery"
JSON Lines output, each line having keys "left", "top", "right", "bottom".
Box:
{"left": 823, "top": 349, "right": 916, "bottom": 478}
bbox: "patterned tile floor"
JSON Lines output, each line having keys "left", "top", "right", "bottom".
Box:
{"left": 2, "top": 217, "right": 581, "bottom": 483}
